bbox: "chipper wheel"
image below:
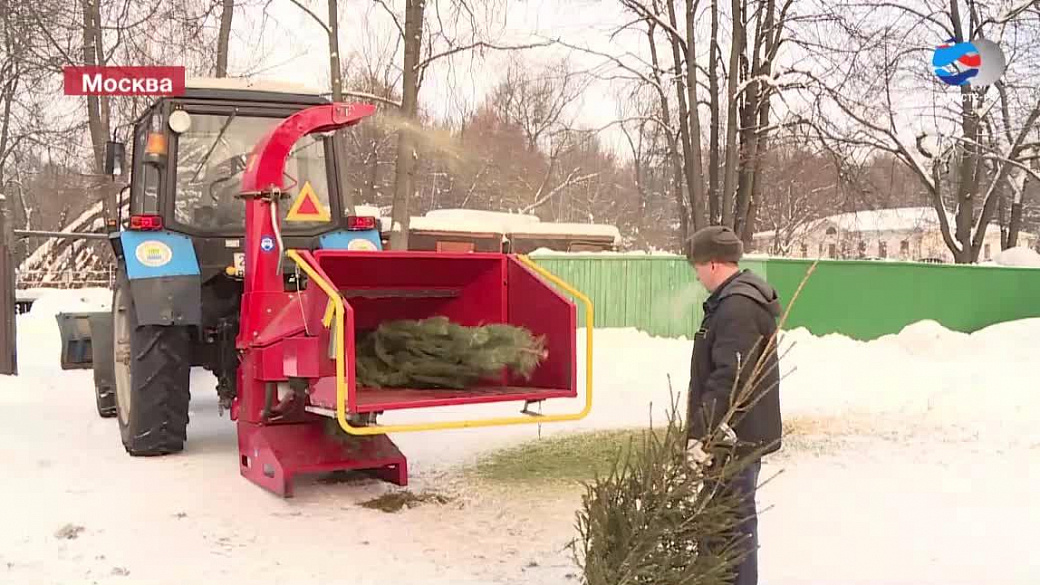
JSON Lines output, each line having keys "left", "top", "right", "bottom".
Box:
{"left": 112, "top": 275, "right": 192, "bottom": 455}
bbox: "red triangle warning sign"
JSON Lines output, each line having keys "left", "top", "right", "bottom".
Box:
{"left": 286, "top": 181, "right": 331, "bottom": 222}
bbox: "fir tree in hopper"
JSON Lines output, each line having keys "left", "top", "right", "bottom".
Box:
{"left": 354, "top": 317, "right": 548, "bottom": 389}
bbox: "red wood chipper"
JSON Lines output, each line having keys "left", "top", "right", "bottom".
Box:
{"left": 231, "top": 102, "right": 593, "bottom": 496}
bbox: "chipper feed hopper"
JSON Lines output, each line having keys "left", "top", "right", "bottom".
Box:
{"left": 51, "top": 80, "right": 592, "bottom": 498}
{"left": 232, "top": 103, "right": 593, "bottom": 496}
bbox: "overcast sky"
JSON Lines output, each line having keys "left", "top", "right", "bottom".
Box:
{"left": 228, "top": 0, "right": 638, "bottom": 151}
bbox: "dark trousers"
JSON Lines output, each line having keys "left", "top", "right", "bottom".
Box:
{"left": 706, "top": 458, "right": 762, "bottom": 585}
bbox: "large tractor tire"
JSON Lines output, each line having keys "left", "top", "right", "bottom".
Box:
{"left": 112, "top": 276, "right": 192, "bottom": 455}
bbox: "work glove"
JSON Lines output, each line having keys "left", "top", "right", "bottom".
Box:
{"left": 686, "top": 423, "right": 739, "bottom": 468}
{"left": 686, "top": 439, "right": 713, "bottom": 467}
{"left": 717, "top": 422, "right": 738, "bottom": 446}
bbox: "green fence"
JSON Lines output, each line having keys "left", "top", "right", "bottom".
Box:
{"left": 530, "top": 254, "right": 1040, "bottom": 341}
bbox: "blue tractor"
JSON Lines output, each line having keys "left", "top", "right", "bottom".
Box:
{"left": 67, "top": 79, "right": 383, "bottom": 455}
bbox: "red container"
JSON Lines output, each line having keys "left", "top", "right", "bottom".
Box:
{"left": 304, "top": 250, "right": 577, "bottom": 413}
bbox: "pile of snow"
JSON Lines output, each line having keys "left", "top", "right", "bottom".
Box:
{"left": 993, "top": 246, "right": 1040, "bottom": 268}
{"left": 25, "top": 288, "right": 111, "bottom": 319}
{"left": 410, "top": 209, "right": 541, "bottom": 234}
{"left": 15, "top": 288, "right": 49, "bottom": 301}
{"left": 775, "top": 318, "right": 1040, "bottom": 438}
{"left": 506, "top": 222, "right": 621, "bottom": 242}
{"left": 528, "top": 247, "right": 681, "bottom": 257}
{"left": 13, "top": 288, "right": 112, "bottom": 372}
{"left": 422, "top": 208, "right": 541, "bottom": 226}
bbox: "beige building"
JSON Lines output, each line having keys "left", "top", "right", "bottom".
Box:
{"left": 753, "top": 207, "right": 1038, "bottom": 263}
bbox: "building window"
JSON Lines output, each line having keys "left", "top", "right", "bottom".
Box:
{"left": 900, "top": 240, "right": 909, "bottom": 257}
{"left": 828, "top": 243, "right": 836, "bottom": 258}
{"left": 857, "top": 241, "right": 867, "bottom": 258}
{"left": 879, "top": 241, "right": 887, "bottom": 258}
{"left": 826, "top": 226, "right": 837, "bottom": 236}
{"left": 800, "top": 243, "right": 808, "bottom": 258}
{"left": 984, "top": 243, "right": 992, "bottom": 260}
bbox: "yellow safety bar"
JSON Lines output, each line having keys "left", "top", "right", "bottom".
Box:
{"left": 285, "top": 250, "right": 594, "bottom": 436}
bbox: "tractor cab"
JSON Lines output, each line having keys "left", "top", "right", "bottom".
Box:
{"left": 107, "top": 79, "right": 379, "bottom": 282}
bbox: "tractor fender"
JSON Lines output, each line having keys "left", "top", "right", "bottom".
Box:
{"left": 318, "top": 229, "right": 383, "bottom": 251}
{"left": 118, "top": 231, "right": 202, "bottom": 326}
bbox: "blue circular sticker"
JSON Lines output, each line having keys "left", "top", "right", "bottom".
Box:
{"left": 260, "top": 236, "right": 275, "bottom": 253}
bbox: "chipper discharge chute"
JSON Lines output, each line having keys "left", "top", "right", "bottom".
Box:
{"left": 232, "top": 103, "right": 593, "bottom": 497}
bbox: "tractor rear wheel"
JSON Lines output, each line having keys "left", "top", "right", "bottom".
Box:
{"left": 113, "top": 276, "right": 192, "bottom": 455}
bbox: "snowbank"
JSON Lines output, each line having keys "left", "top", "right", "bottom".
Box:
{"left": 410, "top": 209, "right": 541, "bottom": 234}
{"left": 528, "top": 248, "right": 681, "bottom": 257}
{"left": 12, "top": 288, "right": 112, "bottom": 372}
{"left": 993, "top": 246, "right": 1040, "bottom": 268}
{"left": 775, "top": 318, "right": 1040, "bottom": 437}
{"left": 25, "top": 288, "right": 111, "bottom": 319}
{"left": 506, "top": 222, "right": 621, "bottom": 242}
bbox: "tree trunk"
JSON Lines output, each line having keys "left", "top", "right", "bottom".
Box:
{"left": 743, "top": 188, "right": 758, "bottom": 246}
{"left": 708, "top": 0, "right": 721, "bottom": 225}
{"left": 734, "top": 0, "right": 773, "bottom": 241}
{"left": 955, "top": 93, "right": 983, "bottom": 263}
{"left": 216, "top": 0, "right": 234, "bottom": 77}
{"left": 327, "top": 0, "right": 355, "bottom": 215}
{"left": 0, "top": 77, "right": 14, "bottom": 181}
{"left": 720, "top": 0, "right": 744, "bottom": 227}
{"left": 1007, "top": 170, "right": 1027, "bottom": 249}
{"left": 682, "top": 0, "right": 706, "bottom": 231}
{"left": 0, "top": 0, "right": 15, "bottom": 180}
{"left": 646, "top": 17, "right": 690, "bottom": 256}
{"left": 81, "top": 0, "right": 108, "bottom": 174}
{"left": 328, "top": 0, "right": 342, "bottom": 101}
{"left": 662, "top": 0, "right": 705, "bottom": 237}
{"left": 389, "top": 0, "right": 425, "bottom": 250}
{"left": 1006, "top": 202, "right": 1021, "bottom": 249}
{"left": 948, "top": 0, "right": 978, "bottom": 263}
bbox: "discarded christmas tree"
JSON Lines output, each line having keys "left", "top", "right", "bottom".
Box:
{"left": 572, "top": 261, "right": 817, "bottom": 584}
{"left": 354, "top": 316, "right": 547, "bottom": 389}
{"left": 571, "top": 389, "right": 757, "bottom": 585}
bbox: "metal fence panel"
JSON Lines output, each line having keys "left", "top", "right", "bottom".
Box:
{"left": 531, "top": 255, "right": 1040, "bottom": 341}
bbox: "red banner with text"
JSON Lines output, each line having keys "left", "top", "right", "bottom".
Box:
{"left": 64, "top": 66, "right": 186, "bottom": 96}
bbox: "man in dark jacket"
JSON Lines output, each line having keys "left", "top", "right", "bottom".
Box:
{"left": 686, "top": 225, "right": 783, "bottom": 585}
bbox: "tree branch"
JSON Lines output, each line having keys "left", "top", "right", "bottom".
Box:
{"left": 415, "top": 40, "right": 554, "bottom": 72}
{"left": 520, "top": 168, "right": 599, "bottom": 214}
{"left": 342, "top": 89, "right": 402, "bottom": 108}
{"left": 286, "top": 0, "right": 331, "bottom": 35}
{"left": 372, "top": 0, "right": 405, "bottom": 39}
{"left": 970, "top": 99, "right": 1040, "bottom": 255}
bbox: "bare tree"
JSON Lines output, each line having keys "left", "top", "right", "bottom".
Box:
{"left": 753, "top": 140, "right": 843, "bottom": 255}
{"left": 490, "top": 56, "right": 588, "bottom": 152}
{"left": 353, "top": 0, "right": 553, "bottom": 248}
{"left": 557, "top": 0, "right": 802, "bottom": 257}
{"left": 802, "top": 0, "right": 1040, "bottom": 263}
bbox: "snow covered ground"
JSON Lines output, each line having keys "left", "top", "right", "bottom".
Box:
{"left": 3, "top": 289, "right": 1040, "bottom": 584}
